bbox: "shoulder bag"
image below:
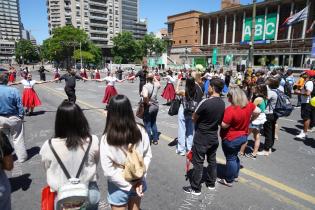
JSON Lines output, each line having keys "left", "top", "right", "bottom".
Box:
{"left": 136, "top": 85, "right": 154, "bottom": 119}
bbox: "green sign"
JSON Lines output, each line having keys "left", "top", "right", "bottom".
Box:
{"left": 193, "top": 57, "right": 207, "bottom": 67}
{"left": 243, "top": 13, "right": 277, "bottom": 41}
{"left": 212, "top": 48, "right": 218, "bottom": 65}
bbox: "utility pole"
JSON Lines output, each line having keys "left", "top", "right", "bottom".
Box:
{"left": 80, "top": 42, "right": 83, "bottom": 69}
{"left": 249, "top": 0, "right": 256, "bottom": 68}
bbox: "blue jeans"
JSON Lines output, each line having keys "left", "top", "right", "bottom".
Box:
{"left": 0, "top": 170, "right": 11, "bottom": 210}
{"left": 143, "top": 105, "right": 159, "bottom": 142}
{"left": 177, "top": 105, "right": 194, "bottom": 154}
{"left": 222, "top": 136, "right": 247, "bottom": 183}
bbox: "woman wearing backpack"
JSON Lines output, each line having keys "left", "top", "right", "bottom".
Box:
{"left": 100, "top": 95, "right": 152, "bottom": 210}
{"left": 40, "top": 100, "right": 100, "bottom": 210}
{"left": 175, "top": 77, "right": 203, "bottom": 156}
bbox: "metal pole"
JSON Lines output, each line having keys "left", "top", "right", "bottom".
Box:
{"left": 74, "top": 45, "right": 76, "bottom": 69}
{"left": 80, "top": 42, "right": 83, "bottom": 69}
{"left": 249, "top": 0, "right": 256, "bottom": 68}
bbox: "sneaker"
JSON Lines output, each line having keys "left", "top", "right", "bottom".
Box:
{"left": 257, "top": 151, "right": 270, "bottom": 156}
{"left": 245, "top": 153, "right": 256, "bottom": 159}
{"left": 296, "top": 131, "right": 306, "bottom": 140}
{"left": 308, "top": 127, "right": 315, "bottom": 133}
{"left": 206, "top": 184, "right": 215, "bottom": 190}
{"left": 183, "top": 186, "right": 201, "bottom": 196}
{"left": 217, "top": 178, "right": 232, "bottom": 187}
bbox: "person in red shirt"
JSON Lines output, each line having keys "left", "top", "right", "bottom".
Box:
{"left": 219, "top": 85, "right": 260, "bottom": 187}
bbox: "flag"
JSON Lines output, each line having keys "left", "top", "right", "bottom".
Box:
{"left": 280, "top": 6, "right": 309, "bottom": 28}
{"left": 307, "top": 20, "right": 315, "bottom": 34}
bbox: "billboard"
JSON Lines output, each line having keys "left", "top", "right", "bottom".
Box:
{"left": 243, "top": 13, "right": 277, "bottom": 41}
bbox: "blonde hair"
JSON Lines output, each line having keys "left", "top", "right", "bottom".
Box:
{"left": 192, "top": 71, "right": 202, "bottom": 85}
{"left": 228, "top": 85, "right": 248, "bottom": 108}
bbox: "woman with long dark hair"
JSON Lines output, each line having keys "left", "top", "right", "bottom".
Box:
{"left": 40, "top": 100, "right": 100, "bottom": 209}
{"left": 100, "top": 95, "right": 152, "bottom": 210}
{"left": 175, "top": 77, "right": 203, "bottom": 155}
{"left": 240, "top": 84, "right": 268, "bottom": 159}
{"left": 0, "top": 130, "right": 14, "bottom": 210}
{"left": 161, "top": 71, "right": 176, "bottom": 104}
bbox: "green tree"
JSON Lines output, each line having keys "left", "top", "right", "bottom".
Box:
{"left": 111, "top": 31, "right": 138, "bottom": 63}
{"left": 40, "top": 26, "right": 101, "bottom": 68}
{"left": 15, "top": 40, "right": 39, "bottom": 64}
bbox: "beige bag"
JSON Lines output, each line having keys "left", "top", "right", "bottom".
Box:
{"left": 121, "top": 144, "right": 146, "bottom": 182}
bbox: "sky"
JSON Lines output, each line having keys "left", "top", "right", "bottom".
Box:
{"left": 20, "top": 0, "right": 255, "bottom": 44}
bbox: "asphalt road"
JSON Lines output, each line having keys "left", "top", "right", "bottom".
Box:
{"left": 7, "top": 71, "right": 315, "bottom": 210}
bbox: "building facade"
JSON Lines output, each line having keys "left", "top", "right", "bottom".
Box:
{"left": 46, "top": 0, "right": 121, "bottom": 49}
{"left": 0, "top": 0, "right": 22, "bottom": 64}
{"left": 167, "top": 0, "right": 314, "bottom": 68}
{"left": 121, "top": 0, "right": 147, "bottom": 39}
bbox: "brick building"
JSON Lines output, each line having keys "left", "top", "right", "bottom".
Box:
{"left": 166, "top": 0, "right": 314, "bottom": 68}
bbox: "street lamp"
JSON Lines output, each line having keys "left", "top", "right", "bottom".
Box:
{"left": 249, "top": 0, "right": 256, "bottom": 68}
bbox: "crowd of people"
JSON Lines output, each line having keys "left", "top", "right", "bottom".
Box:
{"left": 0, "top": 64, "right": 314, "bottom": 209}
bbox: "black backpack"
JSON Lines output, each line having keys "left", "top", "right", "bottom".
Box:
{"left": 311, "top": 80, "right": 315, "bottom": 97}
{"left": 273, "top": 89, "right": 294, "bottom": 117}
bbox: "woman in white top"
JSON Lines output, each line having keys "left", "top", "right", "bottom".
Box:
{"left": 11, "top": 73, "right": 51, "bottom": 115}
{"left": 95, "top": 72, "right": 125, "bottom": 105}
{"left": 40, "top": 100, "right": 100, "bottom": 209}
{"left": 100, "top": 95, "right": 152, "bottom": 210}
{"left": 161, "top": 71, "right": 176, "bottom": 104}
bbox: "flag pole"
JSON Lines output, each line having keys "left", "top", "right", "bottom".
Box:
{"left": 289, "top": 27, "right": 294, "bottom": 67}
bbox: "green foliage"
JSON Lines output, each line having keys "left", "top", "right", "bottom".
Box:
{"left": 15, "top": 40, "right": 39, "bottom": 64}
{"left": 40, "top": 26, "right": 101, "bottom": 67}
{"left": 111, "top": 32, "right": 167, "bottom": 64}
{"left": 111, "top": 32, "right": 138, "bottom": 64}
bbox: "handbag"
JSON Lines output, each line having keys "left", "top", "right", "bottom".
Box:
{"left": 168, "top": 97, "right": 180, "bottom": 116}
{"left": 136, "top": 85, "right": 155, "bottom": 119}
{"left": 48, "top": 138, "right": 92, "bottom": 210}
{"left": 41, "top": 186, "right": 55, "bottom": 210}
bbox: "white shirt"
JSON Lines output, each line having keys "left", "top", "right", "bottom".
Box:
{"left": 100, "top": 125, "right": 152, "bottom": 191}
{"left": 204, "top": 72, "right": 212, "bottom": 80}
{"left": 301, "top": 80, "right": 313, "bottom": 104}
{"left": 39, "top": 135, "right": 100, "bottom": 192}
{"left": 166, "top": 75, "right": 175, "bottom": 83}
{"left": 104, "top": 76, "right": 118, "bottom": 86}
{"left": 21, "top": 79, "right": 36, "bottom": 88}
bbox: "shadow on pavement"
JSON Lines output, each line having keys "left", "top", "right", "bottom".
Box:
{"left": 29, "top": 110, "right": 46, "bottom": 116}
{"left": 26, "top": 146, "right": 40, "bottom": 160}
{"left": 185, "top": 164, "right": 226, "bottom": 182}
{"left": 9, "top": 173, "right": 32, "bottom": 193}
{"left": 280, "top": 126, "right": 300, "bottom": 136}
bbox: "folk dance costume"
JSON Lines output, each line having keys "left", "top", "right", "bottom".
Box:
{"left": 102, "top": 76, "right": 119, "bottom": 104}
{"left": 95, "top": 69, "right": 101, "bottom": 79}
{"left": 54, "top": 69, "right": 60, "bottom": 79}
{"left": 8, "top": 72, "right": 15, "bottom": 83}
{"left": 21, "top": 79, "right": 42, "bottom": 109}
{"left": 161, "top": 75, "right": 176, "bottom": 101}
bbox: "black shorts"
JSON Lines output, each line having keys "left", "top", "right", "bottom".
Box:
{"left": 301, "top": 103, "right": 315, "bottom": 121}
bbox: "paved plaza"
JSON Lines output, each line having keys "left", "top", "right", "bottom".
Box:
{"left": 7, "top": 72, "right": 315, "bottom": 210}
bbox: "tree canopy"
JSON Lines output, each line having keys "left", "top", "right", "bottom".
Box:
{"left": 111, "top": 32, "right": 167, "bottom": 64}
{"left": 15, "top": 40, "right": 39, "bottom": 64}
{"left": 40, "top": 26, "right": 101, "bottom": 68}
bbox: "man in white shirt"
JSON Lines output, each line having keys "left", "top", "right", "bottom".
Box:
{"left": 296, "top": 74, "right": 314, "bottom": 139}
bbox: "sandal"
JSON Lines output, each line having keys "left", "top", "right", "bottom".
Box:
{"left": 217, "top": 178, "right": 233, "bottom": 187}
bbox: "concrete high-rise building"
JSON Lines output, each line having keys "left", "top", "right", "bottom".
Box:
{"left": 121, "top": 0, "right": 146, "bottom": 39}
{"left": 46, "top": 0, "right": 122, "bottom": 48}
{"left": 0, "top": 0, "right": 22, "bottom": 63}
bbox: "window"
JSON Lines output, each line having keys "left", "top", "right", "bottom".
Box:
{"left": 179, "top": 40, "right": 181, "bottom": 44}
{"left": 196, "top": 31, "right": 198, "bottom": 34}
{"left": 173, "top": 41, "right": 175, "bottom": 44}
{"left": 195, "top": 39, "right": 197, "bottom": 43}
{"left": 185, "top": 40, "right": 188, "bottom": 43}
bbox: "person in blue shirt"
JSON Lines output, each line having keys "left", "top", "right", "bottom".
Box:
{"left": 0, "top": 73, "right": 28, "bottom": 163}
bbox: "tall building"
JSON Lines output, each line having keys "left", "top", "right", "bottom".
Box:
{"left": 121, "top": 0, "right": 146, "bottom": 39}
{"left": 46, "top": 0, "right": 121, "bottom": 49}
{"left": 0, "top": 0, "right": 22, "bottom": 63}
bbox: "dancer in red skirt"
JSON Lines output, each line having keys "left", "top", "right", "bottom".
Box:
{"left": 95, "top": 69, "right": 101, "bottom": 79}
{"left": 95, "top": 72, "right": 125, "bottom": 106}
{"left": 161, "top": 71, "right": 176, "bottom": 104}
{"left": 11, "top": 73, "right": 51, "bottom": 115}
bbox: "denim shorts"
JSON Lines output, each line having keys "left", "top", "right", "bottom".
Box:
{"left": 107, "top": 180, "right": 147, "bottom": 206}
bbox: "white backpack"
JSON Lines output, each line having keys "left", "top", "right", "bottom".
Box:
{"left": 49, "top": 138, "right": 92, "bottom": 210}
